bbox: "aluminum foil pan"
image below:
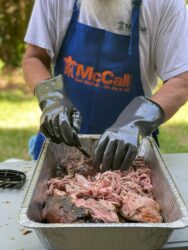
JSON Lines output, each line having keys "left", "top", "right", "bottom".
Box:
{"left": 18, "top": 136, "right": 188, "bottom": 250}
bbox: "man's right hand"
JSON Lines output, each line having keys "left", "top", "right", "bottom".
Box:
{"left": 34, "top": 75, "right": 81, "bottom": 145}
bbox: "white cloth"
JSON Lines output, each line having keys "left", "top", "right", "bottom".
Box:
{"left": 24, "top": 0, "right": 188, "bottom": 97}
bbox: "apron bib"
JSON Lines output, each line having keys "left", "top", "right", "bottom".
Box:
{"left": 55, "top": 0, "right": 144, "bottom": 134}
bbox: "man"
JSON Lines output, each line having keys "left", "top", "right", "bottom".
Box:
{"left": 23, "top": 0, "right": 188, "bottom": 171}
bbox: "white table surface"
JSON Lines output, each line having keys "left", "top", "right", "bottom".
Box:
{"left": 0, "top": 154, "right": 188, "bottom": 250}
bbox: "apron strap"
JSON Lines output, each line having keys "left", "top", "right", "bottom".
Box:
{"left": 71, "top": 0, "right": 80, "bottom": 23}
{"left": 128, "top": 0, "right": 142, "bottom": 55}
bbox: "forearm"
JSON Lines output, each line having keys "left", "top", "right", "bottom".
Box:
{"left": 151, "top": 72, "right": 188, "bottom": 121}
{"left": 23, "top": 57, "right": 51, "bottom": 89}
{"left": 22, "top": 44, "right": 52, "bottom": 90}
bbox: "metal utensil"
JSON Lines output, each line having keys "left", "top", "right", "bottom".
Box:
{"left": 0, "top": 169, "right": 26, "bottom": 189}
{"left": 73, "top": 133, "right": 91, "bottom": 158}
{"left": 75, "top": 143, "right": 91, "bottom": 158}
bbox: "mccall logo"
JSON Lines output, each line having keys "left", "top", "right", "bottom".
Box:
{"left": 63, "top": 56, "right": 132, "bottom": 92}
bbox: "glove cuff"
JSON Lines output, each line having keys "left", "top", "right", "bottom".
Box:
{"left": 141, "top": 96, "right": 166, "bottom": 122}
{"left": 113, "top": 96, "right": 165, "bottom": 135}
{"left": 34, "top": 75, "right": 64, "bottom": 103}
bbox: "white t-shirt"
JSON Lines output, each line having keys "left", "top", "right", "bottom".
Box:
{"left": 24, "top": 0, "right": 188, "bottom": 97}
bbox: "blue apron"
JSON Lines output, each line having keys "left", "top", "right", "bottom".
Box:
{"left": 30, "top": 0, "right": 158, "bottom": 160}
{"left": 55, "top": 0, "right": 144, "bottom": 134}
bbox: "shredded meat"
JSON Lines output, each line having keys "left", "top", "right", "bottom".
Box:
{"left": 60, "top": 152, "right": 97, "bottom": 177}
{"left": 120, "top": 193, "right": 162, "bottom": 223}
{"left": 43, "top": 157, "right": 163, "bottom": 223}
{"left": 74, "top": 198, "right": 119, "bottom": 223}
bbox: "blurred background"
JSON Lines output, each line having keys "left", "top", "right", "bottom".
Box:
{"left": 0, "top": 0, "right": 188, "bottom": 162}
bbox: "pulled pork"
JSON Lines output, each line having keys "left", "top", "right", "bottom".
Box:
{"left": 42, "top": 156, "right": 162, "bottom": 223}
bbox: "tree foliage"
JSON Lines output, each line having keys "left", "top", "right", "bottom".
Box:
{"left": 0, "top": 0, "right": 34, "bottom": 67}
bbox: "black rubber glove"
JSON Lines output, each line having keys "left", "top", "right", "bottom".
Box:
{"left": 34, "top": 75, "right": 81, "bottom": 145}
{"left": 93, "top": 96, "right": 165, "bottom": 172}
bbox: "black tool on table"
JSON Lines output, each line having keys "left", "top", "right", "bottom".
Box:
{"left": 0, "top": 169, "right": 26, "bottom": 189}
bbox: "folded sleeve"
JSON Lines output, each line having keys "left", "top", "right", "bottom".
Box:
{"left": 24, "top": 0, "right": 56, "bottom": 59}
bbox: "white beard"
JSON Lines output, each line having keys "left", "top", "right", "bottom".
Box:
{"left": 78, "top": 0, "right": 132, "bottom": 31}
{"left": 79, "top": 0, "right": 119, "bottom": 17}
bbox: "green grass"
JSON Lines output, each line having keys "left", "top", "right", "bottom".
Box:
{"left": 159, "top": 103, "right": 188, "bottom": 153}
{"left": 0, "top": 128, "right": 38, "bottom": 160}
{"left": 0, "top": 89, "right": 41, "bottom": 161}
{"left": 0, "top": 90, "right": 40, "bottom": 128}
{"left": 0, "top": 86, "right": 188, "bottom": 161}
